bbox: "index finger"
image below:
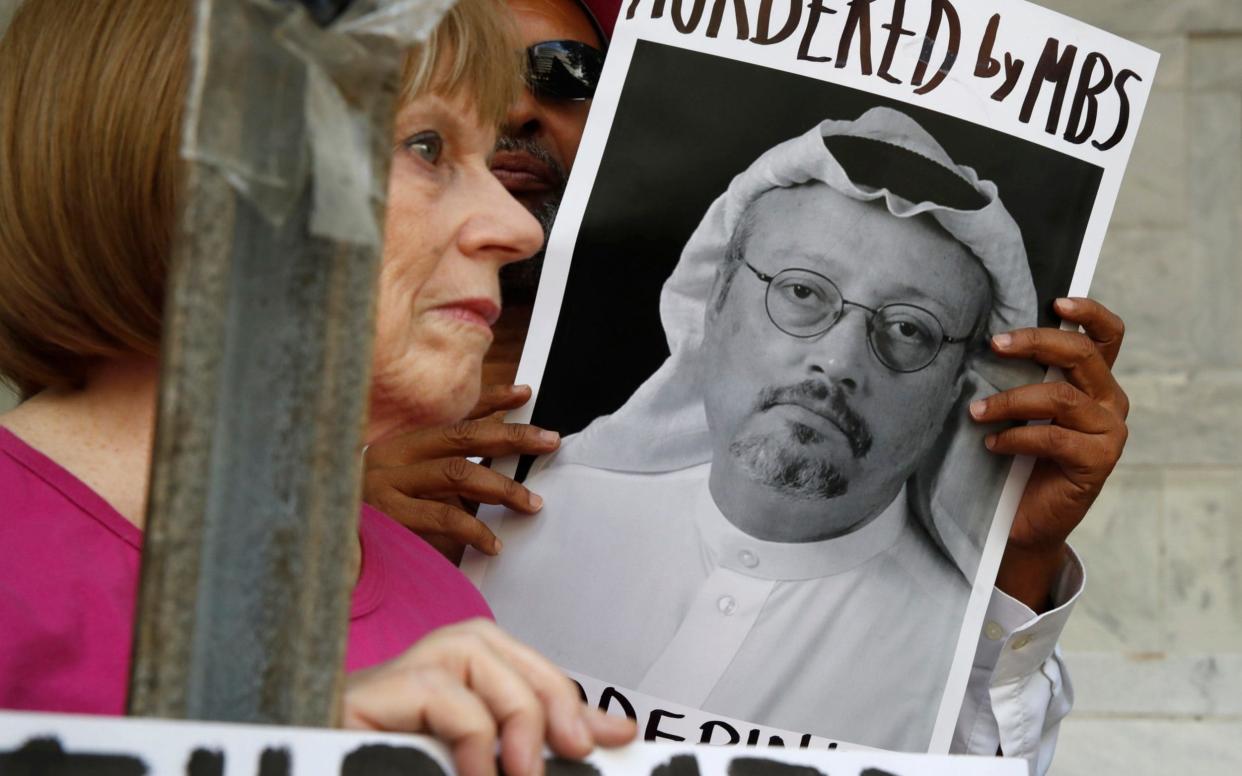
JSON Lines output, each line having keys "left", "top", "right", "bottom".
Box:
{"left": 468, "top": 384, "right": 533, "bottom": 420}
{"left": 1053, "top": 297, "right": 1125, "bottom": 368}
{"left": 374, "top": 420, "right": 560, "bottom": 465}
{"left": 992, "top": 327, "right": 1124, "bottom": 406}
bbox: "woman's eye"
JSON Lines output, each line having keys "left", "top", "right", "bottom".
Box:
{"left": 403, "top": 131, "right": 443, "bottom": 164}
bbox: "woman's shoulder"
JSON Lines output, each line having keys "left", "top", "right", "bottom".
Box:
{"left": 0, "top": 426, "right": 142, "bottom": 550}
{"left": 0, "top": 427, "right": 139, "bottom": 716}
{"left": 345, "top": 505, "right": 492, "bottom": 671}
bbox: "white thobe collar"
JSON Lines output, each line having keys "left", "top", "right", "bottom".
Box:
{"left": 693, "top": 470, "right": 909, "bottom": 582}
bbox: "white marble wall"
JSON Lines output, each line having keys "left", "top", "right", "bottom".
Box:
{"left": 1036, "top": 1, "right": 1242, "bottom": 773}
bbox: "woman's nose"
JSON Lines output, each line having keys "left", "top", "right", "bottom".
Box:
{"left": 458, "top": 168, "right": 545, "bottom": 267}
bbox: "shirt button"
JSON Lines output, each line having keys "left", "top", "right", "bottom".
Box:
{"left": 738, "top": 550, "right": 759, "bottom": 569}
{"left": 984, "top": 621, "right": 1005, "bottom": 641}
{"left": 1012, "top": 635, "right": 1034, "bottom": 650}
{"left": 717, "top": 595, "right": 737, "bottom": 616}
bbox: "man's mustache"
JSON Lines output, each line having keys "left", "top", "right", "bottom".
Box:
{"left": 756, "top": 379, "right": 873, "bottom": 460}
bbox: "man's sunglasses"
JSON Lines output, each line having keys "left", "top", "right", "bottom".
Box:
{"left": 526, "top": 40, "right": 604, "bottom": 101}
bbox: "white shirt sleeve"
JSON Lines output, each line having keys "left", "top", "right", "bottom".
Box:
{"left": 951, "top": 547, "right": 1085, "bottom": 775}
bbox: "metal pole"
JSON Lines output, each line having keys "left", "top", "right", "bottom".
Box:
{"left": 129, "top": 0, "right": 408, "bottom": 725}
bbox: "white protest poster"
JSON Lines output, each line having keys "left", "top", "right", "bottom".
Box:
{"left": 0, "top": 710, "right": 1026, "bottom": 775}
{"left": 465, "top": 0, "right": 1159, "bottom": 754}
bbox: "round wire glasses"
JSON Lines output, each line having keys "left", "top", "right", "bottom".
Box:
{"left": 742, "top": 261, "right": 973, "bottom": 373}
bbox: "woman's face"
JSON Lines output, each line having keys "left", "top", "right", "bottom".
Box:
{"left": 369, "top": 92, "right": 543, "bottom": 440}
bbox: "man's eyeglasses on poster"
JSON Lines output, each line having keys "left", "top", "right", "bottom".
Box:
{"left": 526, "top": 40, "right": 604, "bottom": 101}
{"left": 743, "top": 262, "right": 973, "bottom": 373}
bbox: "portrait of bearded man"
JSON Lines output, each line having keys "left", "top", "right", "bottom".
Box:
{"left": 477, "top": 106, "right": 1048, "bottom": 751}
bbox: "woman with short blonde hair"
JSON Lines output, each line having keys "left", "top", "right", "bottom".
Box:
{"left": 0, "top": 2, "right": 633, "bottom": 774}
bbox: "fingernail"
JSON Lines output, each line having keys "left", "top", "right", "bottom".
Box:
{"left": 969, "top": 400, "right": 986, "bottom": 419}
{"left": 992, "top": 333, "right": 1012, "bottom": 350}
{"left": 514, "top": 384, "right": 531, "bottom": 393}
{"left": 492, "top": 537, "right": 503, "bottom": 554}
{"left": 538, "top": 430, "right": 560, "bottom": 445}
{"left": 1055, "top": 298, "right": 1077, "bottom": 312}
{"left": 985, "top": 434, "right": 997, "bottom": 450}
{"left": 529, "top": 493, "right": 543, "bottom": 510}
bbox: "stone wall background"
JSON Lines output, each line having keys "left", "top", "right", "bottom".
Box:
{"left": 1036, "top": 1, "right": 1242, "bottom": 773}
{"left": 2, "top": 1, "right": 1239, "bottom": 772}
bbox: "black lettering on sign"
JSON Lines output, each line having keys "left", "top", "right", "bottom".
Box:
{"left": 974, "top": 15, "right": 1025, "bottom": 102}
{"left": 1095, "top": 68, "right": 1142, "bottom": 151}
{"left": 652, "top": 753, "right": 703, "bottom": 776}
{"left": 1020, "top": 37, "right": 1078, "bottom": 134}
{"left": 797, "top": 0, "right": 837, "bottom": 63}
{"left": 598, "top": 686, "right": 639, "bottom": 721}
{"left": 339, "top": 744, "right": 449, "bottom": 776}
{"left": 187, "top": 749, "right": 224, "bottom": 776}
{"left": 1063, "top": 51, "right": 1113, "bottom": 144}
{"left": 258, "top": 748, "right": 291, "bottom": 776}
{"left": 728, "top": 757, "right": 827, "bottom": 776}
{"left": 0, "top": 737, "right": 147, "bottom": 776}
{"left": 877, "top": 0, "right": 915, "bottom": 84}
{"left": 861, "top": 769, "right": 901, "bottom": 776}
{"left": 645, "top": 709, "right": 687, "bottom": 742}
{"left": 571, "top": 678, "right": 589, "bottom": 704}
{"left": 543, "top": 757, "right": 605, "bottom": 776}
{"left": 835, "top": 0, "right": 876, "bottom": 74}
{"left": 911, "top": 0, "right": 960, "bottom": 95}
{"left": 672, "top": 0, "right": 708, "bottom": 32}
{"left": 750, "top": 0, "right": 802, "bottom": 46}
{"left": 698, "top": 720, "right": 740, "bottom": 745}
{"left": 626, "top": 0, "right": 668, "bottom": 20}
{"left": 975, "top": 14, "right": 1002, "bottom": 78}
{"left": 706, "top": 0, "right": 750, "bottom": 39}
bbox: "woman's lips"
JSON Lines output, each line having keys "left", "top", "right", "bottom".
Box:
{"left": 434, "top": 298, "right": 502, "bottom": 330}
{"left": 490, "top": 150, "right": 557, "bottom": 194}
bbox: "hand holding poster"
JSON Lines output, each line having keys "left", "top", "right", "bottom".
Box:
{"left": 466, "top": 0, "right": 1157, "bottom": 755}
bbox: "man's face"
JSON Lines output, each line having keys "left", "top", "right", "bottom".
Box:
{"left": 491, "top": 0, "right": 603, "bottom": 300}
{"left": 702, "top": 184, "right": 991, "bottom": 537}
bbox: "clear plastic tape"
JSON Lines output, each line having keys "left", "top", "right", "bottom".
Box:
{"left": 183, "top": 0, "right": 456, "bottom": 246}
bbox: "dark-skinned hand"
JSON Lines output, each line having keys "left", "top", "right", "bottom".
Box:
{"left": 363, "top": 384, "right": 559, "bottom": 563}
{"left": 969, "top": 297, "right": 1129, "bottom": 612}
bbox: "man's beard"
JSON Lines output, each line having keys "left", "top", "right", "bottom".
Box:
{"left": 728, "top": 379, "right": 873, "bottom": 501}
{"left": 495, "top": 136, "right": 566, "bottom": 306}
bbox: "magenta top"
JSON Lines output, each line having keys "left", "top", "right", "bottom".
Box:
{"left": 0, "top": 427, "right": 492, "bottom": 714}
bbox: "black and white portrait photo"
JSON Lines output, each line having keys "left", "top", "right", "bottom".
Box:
{"left": 468, "top": 17, "right": 1150, "bottom": 753}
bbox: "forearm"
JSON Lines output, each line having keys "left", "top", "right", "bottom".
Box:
{"left": 994, "top": 542, "right": 1070, "bottom": 613}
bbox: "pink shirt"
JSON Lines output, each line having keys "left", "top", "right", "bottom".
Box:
{"left": 0, "top": 427, "right": 492, "bottom": 714}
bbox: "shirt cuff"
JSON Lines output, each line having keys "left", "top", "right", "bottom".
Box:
{"left": 976, "top": 545, "right": 1084, "bottom": 683}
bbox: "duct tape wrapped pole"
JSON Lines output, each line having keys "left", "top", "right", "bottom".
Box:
{"left": 128, "top": 0, "right": 453, "bottom": 726}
